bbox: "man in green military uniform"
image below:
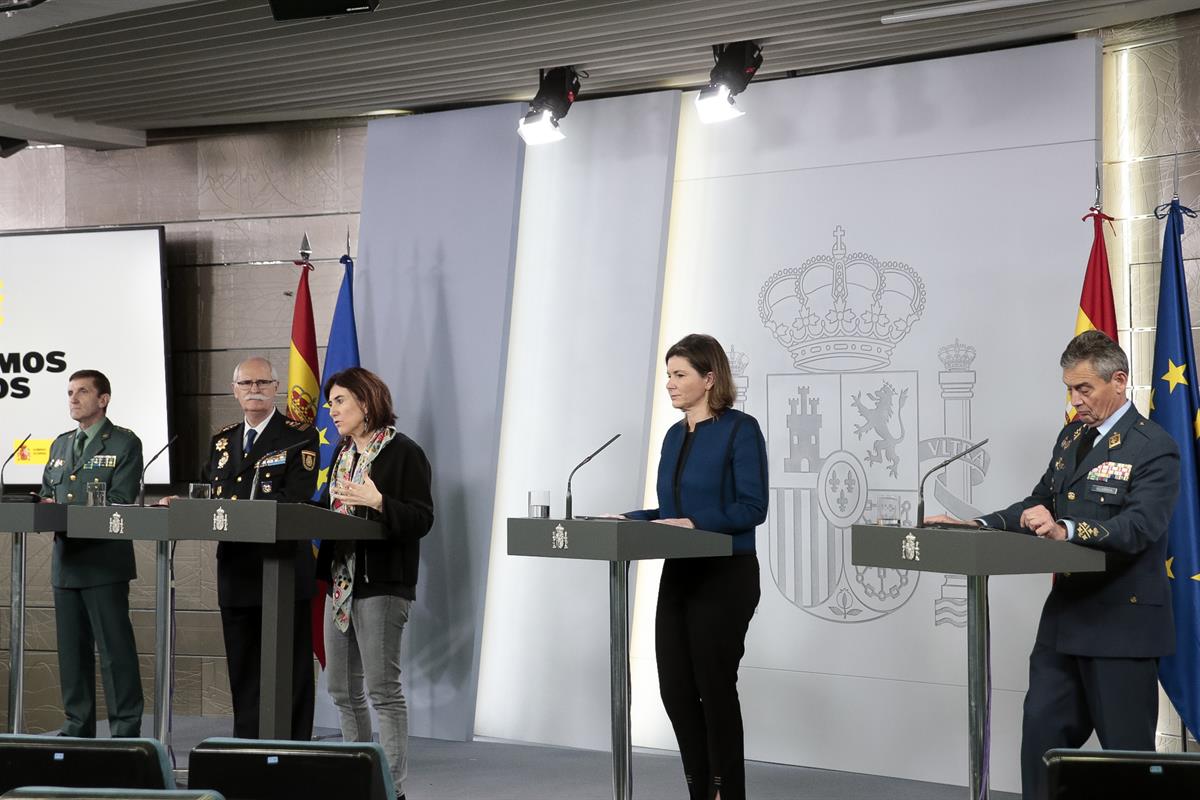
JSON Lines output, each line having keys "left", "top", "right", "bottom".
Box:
{"left": 39, "top": 369, "right": 144, "bottom": 737}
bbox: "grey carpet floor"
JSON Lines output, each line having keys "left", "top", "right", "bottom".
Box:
{"left": 110, "top": 715, "right": 1020, "bottom": 799}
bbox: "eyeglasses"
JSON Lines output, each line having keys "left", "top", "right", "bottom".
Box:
{"left": 234, "top": 379, "right": 278, "bottom": 390}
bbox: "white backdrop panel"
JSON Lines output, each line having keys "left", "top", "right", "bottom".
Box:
{"left": 631, "top": 39, "right": 1100, "bottom": 793}
{"left": 0, "top": 227, "right": 170, "bottom": 484}
{"left": 353, "top": 103, "right": 525, "bottom": 741}
{"left": 474, "top": 90, "right": 680, "bottom": 748}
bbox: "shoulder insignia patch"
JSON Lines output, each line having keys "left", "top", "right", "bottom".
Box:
{"left": 285, "top": 418, "right": 312, "bottom": 431}
{"left": 217, "top": 422, "right": 240, "bottom": 434}
{"left": 301, "top": 450, "right": 316, "bottom": 471}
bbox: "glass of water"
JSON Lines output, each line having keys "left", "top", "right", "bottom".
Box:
{"left": 876, "top": 495, "right": 901, "bottom": 526}
{"left": 528, "top": 490, "right": 551, "bottom": 519}
{"left": 188, "top": 483, "right": 212, "bottom": 499}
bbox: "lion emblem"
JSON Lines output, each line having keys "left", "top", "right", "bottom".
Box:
{"left": 851, "top": 381, "right": 908, "bottom": 477}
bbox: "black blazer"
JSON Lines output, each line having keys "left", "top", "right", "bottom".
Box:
{"left": 980, "top": 407, "right": 1180, "bottom": 658}
{"left": 202, "top": 410, "right": 320, "bottom": 607}
{"left": 316, "top": 432, "right": 434, "bottom": 591}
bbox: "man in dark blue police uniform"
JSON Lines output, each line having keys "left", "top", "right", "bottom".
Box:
{"left": 928, "top": 330, "right": 1180, "bottom": 800}
{"left": 201, "top": 356, "right": 319, "bottom": 740}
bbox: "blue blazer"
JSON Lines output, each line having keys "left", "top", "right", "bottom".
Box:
{"left": 979, "top": 408, "right": 1180, "bottom": 658}
{"left": 626, "top": 408, "right": 769, "bottom": 554}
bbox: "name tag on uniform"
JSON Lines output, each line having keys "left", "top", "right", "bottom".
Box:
{"left": 86, "top": 455, "right": 118, "bottom": 469}
{"left": 1090, "top": 485, "right": 1119, "bottom": 495}
{"left": 1087, "top": 461, "right": 1132, "bottom": 482}
{"left": 256, "top": 452, "right": 287, "bottom": 468}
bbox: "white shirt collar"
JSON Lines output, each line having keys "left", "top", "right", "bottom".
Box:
{"left": 1092, "top": 399, "right": 1132, "bottom": 438}
{"left": 243, "top": 408, "right": 276, "bottom": 441}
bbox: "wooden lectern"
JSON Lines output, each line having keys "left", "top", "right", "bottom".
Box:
{"left": 69, "top": 500, "right": 384, "bottom": 741}
{"left": 851, "top": 524, "right": 1106, "bottom": 800}
{"left": 508, "top": 517, "right": 732, "bottom": 800}
{"left": 0, "top": 503, "right": 68, "bottom": 733}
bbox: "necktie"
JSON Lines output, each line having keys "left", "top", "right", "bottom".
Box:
{"left": 1076, "top": 426, "right": 1099, "bottom": 465}
{"left": 243, "top": 427, "right": 257, "bottom": 456}
{"left": 73, "top": 431, "right": 87, "bottom": 463}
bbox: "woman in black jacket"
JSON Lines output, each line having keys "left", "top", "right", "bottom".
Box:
{"left": 316, "top": 367, "right": 434, "bottom": 800}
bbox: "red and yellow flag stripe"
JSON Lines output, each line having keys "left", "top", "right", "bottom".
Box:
{"left": 289, "top": 262, "right": 321, "bottom": 425}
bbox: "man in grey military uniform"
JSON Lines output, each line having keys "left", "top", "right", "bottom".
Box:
{"left": 39, "top": 369, "right": 144, "bottom": 737}
{"left": 927, "top": 331, "right": 1181, "bottom": 800}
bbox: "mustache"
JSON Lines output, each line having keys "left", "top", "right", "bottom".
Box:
{"left": 243, "top": 394, "right": 272, "bottom": 402}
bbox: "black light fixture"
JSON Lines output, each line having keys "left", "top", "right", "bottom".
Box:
{"left": 0, "top": 137, "right": 29, "bottom": 158}
{"left": 517, "top": 66, "right": 581, "bottom": 145}
{"left": 268, "top": 0, "right": 379, "bottom": 21}
{"left": 695, "top": 41, "right": 763, "bottom": 124}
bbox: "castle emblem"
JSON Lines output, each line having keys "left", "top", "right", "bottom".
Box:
{"left": 763, "top": 227, "right": 923, "bottom": 624}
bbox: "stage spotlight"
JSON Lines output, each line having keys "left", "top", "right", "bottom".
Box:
{"left": 518, "top": 66, "right": 581, "bottom": 145}
{"left": 695, "top": 41, "right": 762, "bottom": 124}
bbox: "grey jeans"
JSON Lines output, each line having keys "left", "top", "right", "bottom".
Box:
{"left": 324, "top": 594, "right": 412, "bottom": 795}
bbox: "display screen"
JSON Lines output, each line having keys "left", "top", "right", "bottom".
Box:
{"left": 0, "top": 227, "right": 172, "bottom": 486}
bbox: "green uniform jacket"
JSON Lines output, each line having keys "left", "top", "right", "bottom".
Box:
{"left": 40, "top": 417, "right": 143, "bottom": 588}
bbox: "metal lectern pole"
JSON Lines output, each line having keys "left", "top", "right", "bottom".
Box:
{"left": 967, "top": 575, "right": 990, "bottom": 800}
{"left": 609, "top": 560, "right": 632, "bottom": 800}
{"left": 7, "top": 531, "right": 26, "bottom": 733}
{"left": 153, "top": 541, "right": 173, "bottom": 744}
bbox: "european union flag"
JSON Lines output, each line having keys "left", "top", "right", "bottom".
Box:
{"left": 309, "top": 254, "right": 359, "bottom": 668}
{"left": 313, "top": 254, "right": 360, "bottom": 499}
{"left": 1150, "top": 198, "right": 1200, "bottom": 740}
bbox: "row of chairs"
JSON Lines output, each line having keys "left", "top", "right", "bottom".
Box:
{"left": 0, "top": 735, "right": 395, "bottom": 800}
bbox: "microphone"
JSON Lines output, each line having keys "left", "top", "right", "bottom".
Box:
{"left": 917, "top": 438, "right": 989, "bottom": 528}
{"left": 249, "top": 440, "right": 307, "bottom": 500}
{"left": 139, "top": 435, "right": 179, "bottom": 507}
{"left": 565, "top": 433, "right": 621, "bottom": 520}
{"left": 1, "top": 433, "right": 33, "bottom": 503}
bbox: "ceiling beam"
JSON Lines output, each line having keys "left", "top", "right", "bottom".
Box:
{"left": 0, "top": 103, "right": 145, "bottom": 149}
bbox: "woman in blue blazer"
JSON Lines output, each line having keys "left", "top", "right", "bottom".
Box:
{"left": 625, "top": 333, "right": 769, "bottom": 800}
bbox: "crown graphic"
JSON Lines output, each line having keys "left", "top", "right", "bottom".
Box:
{"left": 726, "top": 345, "right": 749, "bottom": 378}
{"left": 938, "top": 339, "right": 976, "bottom": 371}
{"left": 758, "top": 226, "right": 926, "bottom": 372}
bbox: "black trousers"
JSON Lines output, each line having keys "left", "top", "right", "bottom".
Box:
{"left": 656, "top": 554, "right": 760, "bottom": 800}
{"left": 220, "top": 602, "right": 315, "bottom": 740}
{"left": 1020, "top": 641, "right": 1158, "bottom": 800}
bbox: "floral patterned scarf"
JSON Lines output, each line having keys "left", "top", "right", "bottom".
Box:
{"left": 329, "top": 426, "right": 397, "bottom": 633}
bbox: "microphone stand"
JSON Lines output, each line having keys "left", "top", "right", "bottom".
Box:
{"left": 565, "top": 433, "right": 621, "bottom": 519}
{"left": 139, "top": 435, "right": 178, "bottom": 507}
{"left": 2, "top": 433, "right": 31, "bottom": 734}
{"left": 136, "top": 433, "right": 177, "bottom": 749}
{"left": 916, "top": 438, "right": 989, "bottom": 528}
{"left": 0, "top": 433, "right": 32, "bottom": 503}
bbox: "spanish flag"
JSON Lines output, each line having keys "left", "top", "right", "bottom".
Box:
{"left": 1067, "top": 208, "right": 1118, "bottom": 419}
{"left": 288, "top": 262, "right": 321, "bottom": 425}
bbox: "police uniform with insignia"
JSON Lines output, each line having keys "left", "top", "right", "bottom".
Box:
{"left": 201, "top": 408, "right": 319, "bottom": 740}
{"left": 978, "top": 402, "right": 1180, "bottom": 800}
{"left": 39, "top": 417, "right": 144, "bottom": 738}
